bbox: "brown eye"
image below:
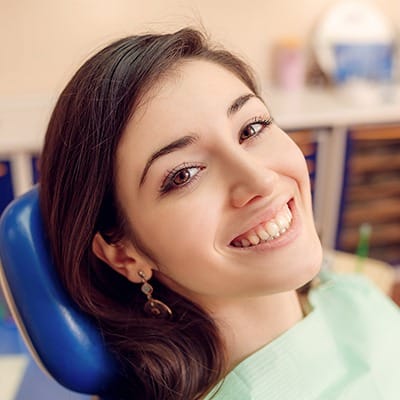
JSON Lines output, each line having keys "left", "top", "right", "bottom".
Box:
{"left": 240, "top": 123, "right": 263, "bottom": 143}
{"left": 241, "top": 125, "right": 257, "bottom": 140}
{"left": 160, "top": 165, "right": 205, "bottom": 194}
{"left": 173, "top": 169, "right": 191, "bottom": 186}
{"left": 239, "top": 118, "right": 272, "bottom": 144}
{"left": 172, "top": 166, "right": 203, "bottom": 187}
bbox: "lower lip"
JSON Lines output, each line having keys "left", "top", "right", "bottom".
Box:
{"left": 229, "top": 199, "right": 301, "bottom": 251}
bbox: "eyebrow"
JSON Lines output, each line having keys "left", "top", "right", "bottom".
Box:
{"left": 139, "top": 93, "right": 262, "bottom": 186}
{"left": 139, "top": 135, "right": 198, "bottom": 186}
{"left": 227, "top": 93, "right": 258, "bottom": 117}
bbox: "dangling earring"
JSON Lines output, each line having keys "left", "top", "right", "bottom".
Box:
{"left": 138, "top": 271, "right": 172, "bottom": 319}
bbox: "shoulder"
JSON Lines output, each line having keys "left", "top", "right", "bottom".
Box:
{"left": 309, "top": 271, "right": 400, "bottom": 343}
{"left": 310, "top": 271, "right": 398, "bottom": 310}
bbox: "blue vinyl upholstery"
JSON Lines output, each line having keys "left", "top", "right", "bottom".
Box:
{"left": 0, "top": 186, "right": 119, "bottom": 397}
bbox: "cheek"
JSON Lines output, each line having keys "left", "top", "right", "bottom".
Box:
{"left": 288, "top": 146, "right": 311, "bottom": 189}
{"left": 271, "top": 135, "right": 314, "bottom": 215}
{"left": 269, "top": 132, "right": 311, "bottom": 188}
{"left": 139, "top": 202, "right": 225, "bottom": 296}
{"left": 134, "top": 193, "right": 221, "bottom": 268}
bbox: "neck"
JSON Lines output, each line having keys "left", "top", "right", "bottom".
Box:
{"left": 211, "top": 290, "right": 304, "bottom": 370}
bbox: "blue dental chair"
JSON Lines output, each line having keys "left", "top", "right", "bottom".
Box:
{"left": 0, "top": 186, "right": 119, "bottom": 399}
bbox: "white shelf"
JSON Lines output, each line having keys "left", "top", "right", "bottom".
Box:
{"left": 264, "top": 84, "right": 400, "bottom": 130}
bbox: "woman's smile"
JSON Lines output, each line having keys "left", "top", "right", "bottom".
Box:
{"left": 230, "top": 200, "right": 293, "bottom": 246}
{"left": 229, "top": 198, "right": 301, "bottom": 250}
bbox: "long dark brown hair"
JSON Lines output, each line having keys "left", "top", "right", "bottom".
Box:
{"left": 40, "top": 28, "right": 259, "bottom": 400}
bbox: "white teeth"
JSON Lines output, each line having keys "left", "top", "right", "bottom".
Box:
{"left": 248, "top": 234, "right": 260, "bottom": 245}
{"left": 232, "top": 203, "right": 293, "bottom": 248}
{"left": 285, "top": 205, "right": 292, "bottom": 222}
{"left": 241, "top": 238, "right": 251, "bottom": 247}
{"left": 275, "top": 214, "right": 288, "bottom": 231}
{"left": 256, "top": 226, "right": 270, "bottom": 241}
{"left": 266, "top": 221, "right": 280, "bottom": 237}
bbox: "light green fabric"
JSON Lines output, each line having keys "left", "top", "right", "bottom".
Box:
{"left": 205, "top": 273, "right": 400, "bottom": 399}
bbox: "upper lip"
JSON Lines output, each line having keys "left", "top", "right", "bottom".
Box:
{"left": 229, "top": 195, "right": 293, "bottom": 244}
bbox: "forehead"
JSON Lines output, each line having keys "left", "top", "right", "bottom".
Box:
{"left": 123, "top": 59, "right": 252, "bottom": 140}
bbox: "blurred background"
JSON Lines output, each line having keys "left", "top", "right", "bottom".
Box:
{"left": 0, "top": 0, "right": 399, "bottom": 95}
{"left": 0, "top": 0, "right": 399, "bottom": 398}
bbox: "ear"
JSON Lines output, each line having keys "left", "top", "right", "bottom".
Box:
{"left": 92, "top": 232, "right": 152, "bottom": 283}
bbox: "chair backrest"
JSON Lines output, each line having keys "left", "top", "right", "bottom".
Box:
{"left": 0, "top": 186, "right": 119, "bottom": 397}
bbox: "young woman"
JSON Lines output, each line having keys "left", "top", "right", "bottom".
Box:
{"left": 39, "top": 28, "right": 400, "bottom": 399}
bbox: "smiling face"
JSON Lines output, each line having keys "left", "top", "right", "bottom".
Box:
{"left": 113, "top": 59, "right": 322, "bottom": 310}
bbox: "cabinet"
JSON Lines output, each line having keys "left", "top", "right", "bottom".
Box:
{"left": 0, "top": 160, "right": 14, "bottom": 215}
{"left": 337, "top": 125, "right": 400, "bottom": 265}
{"left": 287, "top": 130, "right": 318, "bottom": 196}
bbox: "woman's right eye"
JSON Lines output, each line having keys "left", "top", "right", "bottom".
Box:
{"left": 160, "top": 165, "right": 204, "bottom": 194}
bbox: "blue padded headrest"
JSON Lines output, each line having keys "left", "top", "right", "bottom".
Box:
{"left": 0, "top": 186, "right": 119, "bottom": 395}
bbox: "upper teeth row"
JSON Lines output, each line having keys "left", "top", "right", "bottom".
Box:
{"left": 232, "top": 204, "right": 293, "bottom": 248}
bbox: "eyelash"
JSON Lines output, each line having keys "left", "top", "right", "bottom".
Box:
{"left": 159, "top": 115, "right": 273, "bottom": 194}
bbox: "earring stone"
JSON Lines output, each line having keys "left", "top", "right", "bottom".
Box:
{"left": 138, "top": 271, "right": 172, "bottom": 319}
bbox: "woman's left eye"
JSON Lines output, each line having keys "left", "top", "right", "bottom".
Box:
{"left": 160, "top": 165, "right": 204, "bottom": 194}
{"left": 239, "top": 118, "right": 273, "bottom": 143}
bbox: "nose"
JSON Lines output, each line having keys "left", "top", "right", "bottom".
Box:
{"left": 227, "top": 150, "right": 277, "bottom": 208}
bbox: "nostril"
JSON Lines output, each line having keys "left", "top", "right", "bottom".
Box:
{"left": 246, "top": 194, "right": 264, "bottom": 206}
{"left": 230, "top": 177, "right": 275, "bottom": 208}
{"left": 226, "top": 153, "right": 277, "bottom": 208}
{"left": 231, "top": 187, "right": 263, "bottom": 208}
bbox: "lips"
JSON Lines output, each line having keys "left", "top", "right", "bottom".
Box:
{"left": 230, "top": 201, "right": 293, "bottom": 248}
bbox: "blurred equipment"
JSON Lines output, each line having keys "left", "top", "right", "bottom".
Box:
{"left": 355, "top": 222, "right": 372, "bottom": 272}
{"left": 313, "top": 0, "right": 396, "bottom": 87}
{"left": 272, "top": 38, "right": 306, "bottom": 91}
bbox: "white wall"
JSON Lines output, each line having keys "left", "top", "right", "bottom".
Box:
{"left": 1, "top": 0, "right": 399, "bottom": 97}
